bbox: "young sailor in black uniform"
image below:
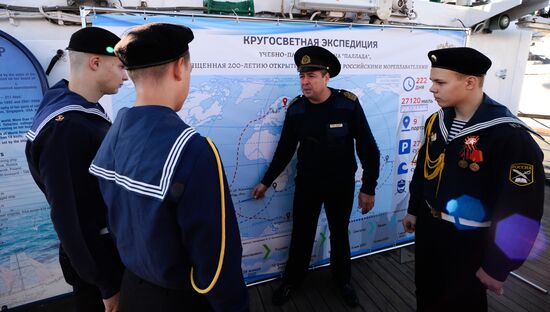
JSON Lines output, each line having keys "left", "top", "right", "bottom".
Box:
{"left": 89, "top": 23, "right": 249, "bottom": 312}
{"left": 403, "top": 47, "right": 545, "bottom": 312}
{"left": 25, "top": 27, "right": 127, "bottom": 312}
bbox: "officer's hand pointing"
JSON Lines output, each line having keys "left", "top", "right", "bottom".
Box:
{"left": 476, "top": 267, "right": 504, "bottom": 296}
{"left": 358, "top": 192, "right": 374, "bottom": 214}
{"left": 403, "top": 214, "right": 417, "bottom": 233}
{"left": 252, "top": 183, "right": 268, "bottom": 199}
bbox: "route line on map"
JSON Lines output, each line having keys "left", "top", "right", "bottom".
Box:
{"left": 229, "top": 100, "right": 287, "bottom": 187}
{"left": 236, "top": 192, "right": 276, "bottom": 222}
{"left": 235, "top": 184, "right": 294, "bottom": 223}
{"left": 378, "top": 154, "right": 395, "bottom": 187}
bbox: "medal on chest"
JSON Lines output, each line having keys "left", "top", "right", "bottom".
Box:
{"left": 459, "top": 135, "right": 483, "bottom": 172}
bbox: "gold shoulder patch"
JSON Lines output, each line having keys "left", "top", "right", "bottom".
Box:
{"left": 54, "top": 115, "right": 65, "bottom": 122}
{"left": 341, "top": 90, "right": 358, "bottom": 102}
{"left": 509, "top": 163, "right": 534, "bottom": 186}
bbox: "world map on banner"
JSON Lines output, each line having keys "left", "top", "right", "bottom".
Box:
{"left": 95, "top": 13, "right": 466, "bottom": 283}
{"left": 111, "top": 73, "right": 406, "bottom": 281}
{"left": 0, "top": 13, "right": 468, "bottom": 308}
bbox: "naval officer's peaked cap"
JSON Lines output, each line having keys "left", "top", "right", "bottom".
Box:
{"left": 294, "top": 46, "right": 341, "bottom": 78}
{"left": 428, "top": 47, "right": 492, "bottom": 76}
{"left": 67, "top": 27, "right": 121, "bottom": 56}
{"left": 115, "top": 22, "right": 194, "bottom": 70}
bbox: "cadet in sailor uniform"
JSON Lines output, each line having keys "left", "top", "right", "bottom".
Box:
{"left": 402, "top": 47, "right": 545, "bottom": 312}
{"left": 25, "top": 27, "right": 127, "bottom": 312}
{"left": 252, "top": 46, "right": 380, "bottom": 307}
{"left": 89, "top": 23, "right": 249, "bottom": 312}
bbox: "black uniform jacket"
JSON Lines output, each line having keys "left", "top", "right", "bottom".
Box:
{"left": 262, "top": 88, "right": 380, "bottom": 195}
{"left": 25, "top": 80, "right": 122, "bottom": 298}
{"left": 408, "top": 94, "right": 544, "bottom": 281}
{"left": 90, "top": 106, "right": 249, "bottom": 312}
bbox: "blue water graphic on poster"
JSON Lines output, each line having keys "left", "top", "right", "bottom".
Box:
{"left": 0, "top": 31, "right": 70, "bottom": 308}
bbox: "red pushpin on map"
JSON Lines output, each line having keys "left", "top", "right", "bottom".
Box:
{"left": 282, "top": 97, "right": 288, "bottom": 106}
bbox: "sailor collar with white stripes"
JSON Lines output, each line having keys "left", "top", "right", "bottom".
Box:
{"left": 89, "top": 126, "right": 197, "bottom": 200}
{"left": 437, "top": 95, "right": 529, "bottom": 143}
{"left": 26, "top": 104, "right": 111, "bottom": 142}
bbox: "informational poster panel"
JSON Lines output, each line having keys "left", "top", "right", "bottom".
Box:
{"left": 1, "top": 13, "right": 467, "bottom": 308}
{"left": 0, "top": 31, "right": 72, "bottom": 308}
{"left": 94, "top": 14, "right": 467, "bottom": 283}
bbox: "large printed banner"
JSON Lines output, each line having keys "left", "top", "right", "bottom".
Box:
{"left": 1, "top": 14, "right": 467, "bottom": 308}
{"left": 94, "top": 14, "right": 467, "bottom": 283}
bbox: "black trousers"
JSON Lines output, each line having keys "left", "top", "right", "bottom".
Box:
{"left": 415, "top": 204, "right": 488, "bottom": 312}
{"left": 283, "top": 177, "right": 355, "bottom": 286}
{"left": 119, "top": 270, "right": 213, "bottom": 312}
{"left": 58, "top": 245, "right": 104, "bottom": 312}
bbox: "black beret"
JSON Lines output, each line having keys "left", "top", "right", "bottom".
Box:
{"left": 294, "top": 46, "right": 341, "bottom": 78}
{"left": 67, "top": 27, "right": 120, "bottom": 56}
{"left": 428, "top": 47, "right": 492, "bottom": 76}
{"left": 115, "top": 23, "right": 194, "bottom": 70}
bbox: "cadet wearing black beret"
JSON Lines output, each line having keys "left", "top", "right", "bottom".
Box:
{"left": 26, "top": 26, "right": 127, "bottom": 312}
{"left": 91, "top": 22, "right": 250, "bottom": 312}
{"left": 428, "top": 47, "right": 492, "bottom": 76}
{"left": 67, "top": 26, "right": 121, "bottom": 56}
{"left": 404, "top": 46, "right": 544, "bottom": 312}
{"left": 115, "top": 22, "right": 194, "bottom": 70}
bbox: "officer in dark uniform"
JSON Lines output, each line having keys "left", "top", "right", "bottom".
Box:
{"left": 25, "top": 27, "right": 127, "bottom": 312}
{"left": 252, "top": 46, "right": 380, "bottom": 307}
{"left": 402, "top": 47, "right": 544, "bottom": 312}
{"left": 89, "top": 23, "right": 249, "bottom": 312}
